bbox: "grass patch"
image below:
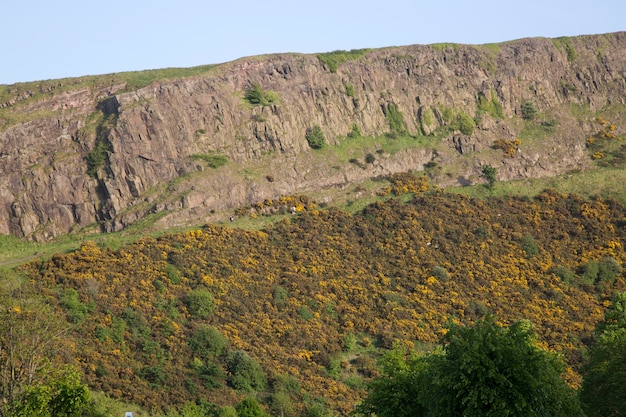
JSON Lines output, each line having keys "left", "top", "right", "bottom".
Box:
{"left": 319, "top": 132, "right": 441, "bottom": 165}
{"left": 447, "top": 166, "right": 626, "bottom": 204}
{"left": 190, "top": 153, "right": 229, "bottom": 168}
{"left": 431, "top": 43, "right": 461, "bottom": 52}
{"left": 0, "top": 65, "right": 218, "bottom": 132}
{"left": 552, "top": 37, "right": 578, "bottom": 62}
{"left": 317, "top": 49, "right": 371, "bottom": 73}
{"left": 517, "top": 121, "right": 556, "bottom": 144}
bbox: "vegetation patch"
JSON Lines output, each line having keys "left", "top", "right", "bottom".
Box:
{"left": 190, "top": 153, "right": 229, "bottom": 168}
{"left": 84, "top": 99, "right": 119, "bottom": 178}
{"left": 553, "top": 36, "right": 579, "bottom": 61}
{"left": 316, "top": 49, "right": 371, "bottom": 73}
{"left": 492, "top": 138, "right": 521, "bottom": 158}
{"left": 430, "top": 42, "right": 461, "bottom": 52}
{"left": 477, "top": 90, "right": 504, "bottom": 119}
{"left": 305, "top": 125, "right": 326, "bottom": 149}
{"left": 585, "top": 116, "right": 625, "bottom": 167}
{"left": 243, "top": 82, "right": 280, "bottom": 106}
{"left": 383, "top": 103, "right": 406, "bottom": 135}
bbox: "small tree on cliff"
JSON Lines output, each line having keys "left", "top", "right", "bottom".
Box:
{"left": 481, "top": 164, "right": 497, "bottom": 189}
{"left": 305, "top": 125, "right": 326, "bottom": 149}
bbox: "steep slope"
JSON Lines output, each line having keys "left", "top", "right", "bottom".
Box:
{"left": 19, "top": 191, "right": 626, "bottom": 415}
{"left": 1, "top": 33, "right": 625, "bottom": 240}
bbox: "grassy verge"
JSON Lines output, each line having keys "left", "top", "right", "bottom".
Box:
{"left": 447, "top": 166, "right": 626, "bottom": 204}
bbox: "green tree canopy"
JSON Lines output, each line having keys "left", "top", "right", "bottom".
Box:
{"left": 235, "top": 397, "right": 270, "bottom": 417}
{"left": 580, "top": 292, "right": 626, "bottom": 417}
{"left": 481, "top": 164, "right": 497, "bottom": 189}
{"left": 305, "top": 125, "right": 326, "bottom": 149}
{"left": 9, "top": 367, "right": 90, "bottom": 417}
{"left": 357, "top": 316, "right": 583, "bottom": 417}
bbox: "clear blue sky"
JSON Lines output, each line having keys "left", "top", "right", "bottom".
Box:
{"left": 2, "top": 0, "right": 624, "bottom": 85}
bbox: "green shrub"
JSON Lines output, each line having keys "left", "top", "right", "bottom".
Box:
{"left": 86, "top": 139, "right": 109, "bottom": 178}
{"left": 347, "top": 123, "right": 362, "bottom": 138}
{"left": 272, "top": 285, "right": 289, "bottom": 309}
{"left": 190, "top": 153, "right": 228, "bottom": 169}
{"left": 344, "top": 83, "right": 355, "bottom": 97}
{"left": 440, "top": 105, "right": 455, "bottom": 124}
{"left": 552, "top": 265, "right": 577, "bottom": 286}
{"left": 244, "top": 83, "right": 279, "bottom": 106}
{"left": 305, "top": 125, "right": 326, "bottom": 149}
{"left": 365, "top": 153, "right": 376, "bottom": 164}
{"left": 165, "top": 263, "right": 181, "bottom": 284}
{"left": 457, "top": 112, "right": 475, "bottom": 136}
{"left": 235, "top": 397, "right": 270, "bottom": 417}
{"left": 464, "top": 300, "right": 489, "bottom": 320}
{"left": 580, "top": 260, "right": 600, "bottom": 284}
{"left": 481, "top": 165, "right": 497, "bottom": 189}
{"left": 521, "top": 100, "right": 538, "bottom": 120}
{"left": 227, "top": 350, "right": 266, "bottom": 393}
{"left": 122, "top": 307, "right": 150, "bottom": 338}
{"left": 598, "top": 257, "right": 622, "bottom": 284}
{"left": 477, "top": 91, "right": 504, "bottom": 119}
{"left": 343, "top": 333, "right": 357, "bottom": 352}
{"left": 59, "top": 288, "right": 89, "bottom": 324}
{"left": 138, "top": 365, "right": 166, "bottom": 387}
{"left": 184, "top": 289, "right": 216, "bottom": 319}
{"left": 219, "top": 406, "right": 238, "bottom": 417}
{"left": 553, "top": 37, "right": 578, "bottom": 62}
{"left": 430, "top": 266, "right": 450, "bottom": 282}
{"left": 85, "top": 111, "right": 117, "bottom": 178}
{"left": 189, "top": 324, "right": 228, "bottom": 358}
{"left": 298, "top": 305, "right": 314, "bottom": 321}
{"left": 194, "top": 360, "right": 225, "bottom": 389}
{"left": 518, "top": 234, "right": 539, "bottom": 258}
{"left": 384, "top": 103, "right": 406, "bottom": 134}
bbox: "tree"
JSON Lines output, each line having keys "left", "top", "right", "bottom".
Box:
{"left": 235, "top": 398, "right": 270, "bottom": 417}
{"left": 183, "top": 289, "right": 216, "bottom": 319}
{"left": 580, "top": 292, "right": 626, "bottom": 417}
{"left": 521, "top": 100, "right": 537, "bottom": 120}
{"left": 11, "top": 367, "right": 91, "bottom": 417}
{"left": 355, "top": 344, "right": 429, "bottom": 417}
{"left": 481, "top": 164, "right": 497, "bottom": 189}
{"left": 357, "top": 316, "right": 584, "bottom": 417}
{"left": 0, "top": 275, "right": 69, "bottom": 417}
{"left": 244, "top": 83, "right": 279, "bottom": 107}
{"left": 227, "top": 350, "right": 266, "bottom": 393}
{"left": 305, "top": 125, "right": 326, "bottom": 149}
{"left": 429, "top": 317, "right": 583, "bottom": 417}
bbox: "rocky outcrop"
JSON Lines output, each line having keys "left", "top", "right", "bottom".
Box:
{"left": 1, "top": 33, "right": 625, "bottom": 240}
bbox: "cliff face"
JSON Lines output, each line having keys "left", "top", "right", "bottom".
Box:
{"left": 1, "top": 33, "right": 625, "bottom": 240}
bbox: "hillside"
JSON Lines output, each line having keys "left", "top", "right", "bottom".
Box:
{"left": 14, "top": 188, "right": 626, "bottom": 415}
{"left": 1, "top": 33, "right": 626, "bottom": 240}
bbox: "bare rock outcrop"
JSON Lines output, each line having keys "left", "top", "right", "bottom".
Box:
{"left": 1, "top": 32, "right": 625, "bottom": 240}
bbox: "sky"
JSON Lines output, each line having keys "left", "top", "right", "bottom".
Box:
{"left": 2, "top": 0, "right": 624, "bottom": 85}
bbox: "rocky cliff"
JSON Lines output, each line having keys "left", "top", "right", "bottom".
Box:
{"left": 1, "top": 32, "right": 625, "bottom": 240}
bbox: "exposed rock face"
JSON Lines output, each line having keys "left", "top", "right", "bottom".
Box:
{"left": 1, "top": 33, "right": 625, "bottom": 240}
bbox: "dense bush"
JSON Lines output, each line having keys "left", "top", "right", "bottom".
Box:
{"left": 227, "top": 350, "right": 266, "bottom": 393}
{"left": 184, "top": 289, "right": 216, "bottom": 319}
{"left": 244, "top": 83, "right": 279, "bottom": 106}
{"left": 521, "top": 100, "right": 538, "bottom": 120}
{"left": 305, "top": 125, "right": 326, "bottom": 149}
{"left": 189, "top": 325, "right": 228, "bottom": 358}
